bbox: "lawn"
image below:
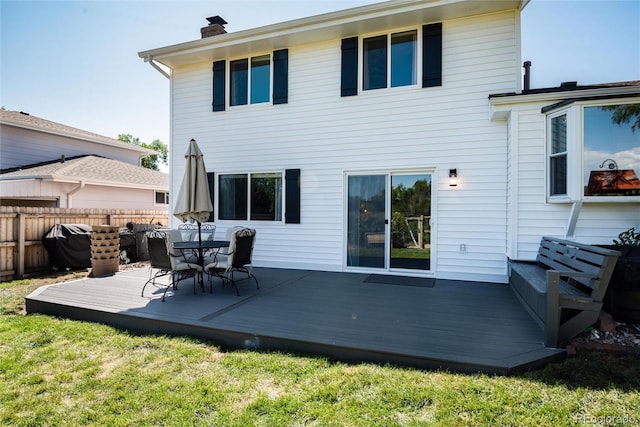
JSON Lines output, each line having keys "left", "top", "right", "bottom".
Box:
{"left": 1, "top": 272, "right": 639, "bottom": 426}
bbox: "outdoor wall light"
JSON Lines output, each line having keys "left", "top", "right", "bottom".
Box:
{"left": 449, "top": 169, "right": 458, "bottom": 187}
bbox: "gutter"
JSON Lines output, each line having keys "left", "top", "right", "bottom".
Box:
{"left": 488, "top": 86, "right": 640, "bottom": 121}
{"left": 145, "top": 55, "right": 170, "bottom": 79}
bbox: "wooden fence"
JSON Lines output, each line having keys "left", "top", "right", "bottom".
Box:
{"left": 0, "top": 206, "right": 168, "bottom": 281}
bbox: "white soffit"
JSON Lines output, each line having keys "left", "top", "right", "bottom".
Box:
{"left": 139, "top": 0, "right": 524, "bottom": 68}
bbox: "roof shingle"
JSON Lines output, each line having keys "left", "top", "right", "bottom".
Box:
{"left": 0, "top": 110, "right": 152, "bottom": 155}
{"left": 1, "top": 155, "right": 168, "bottom": 189}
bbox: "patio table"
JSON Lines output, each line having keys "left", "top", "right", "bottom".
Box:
{"left": 173, "top": 240, "right": 230, "bottom": 290}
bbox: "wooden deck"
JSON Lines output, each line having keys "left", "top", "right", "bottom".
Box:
{"left": 25, "top": 267, "right": 565, "bottom": 374}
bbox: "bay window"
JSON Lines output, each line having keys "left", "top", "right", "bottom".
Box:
{"left": 546, "top": 101, "right": 640, "bottom": 201}
{"left": 549, "top": 113, "right": 568, "bottom": 196}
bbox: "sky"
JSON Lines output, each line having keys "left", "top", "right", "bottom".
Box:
{"left": 1, "top": 0, "right": 639, "bottom": 155}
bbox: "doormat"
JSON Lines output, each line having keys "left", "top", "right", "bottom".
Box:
{"left": 364, "top": 274, "right": 435, "bottom": 288}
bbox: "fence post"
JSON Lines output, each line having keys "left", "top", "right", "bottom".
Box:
{"left": 16, "top": 212, "right": 25, "bottom": 279}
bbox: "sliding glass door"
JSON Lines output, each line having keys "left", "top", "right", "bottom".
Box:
{"left": 346, "top": 172, "right": 432, "bottom": 271}
{"left": 347, "top": 175, "right": 386, "bottom": 268}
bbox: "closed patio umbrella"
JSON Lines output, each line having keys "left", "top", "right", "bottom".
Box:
{"left": 173, "top": 139, "right": 213, "bottom": 246}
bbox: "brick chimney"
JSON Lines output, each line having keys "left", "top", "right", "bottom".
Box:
{"left": 201, "top": 16, "right": 227, "bottom": 38}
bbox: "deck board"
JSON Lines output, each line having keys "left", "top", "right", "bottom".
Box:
{"left": 25, "top": 267, "right": 564, "bottom": 374}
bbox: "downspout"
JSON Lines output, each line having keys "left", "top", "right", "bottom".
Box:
{"left": 145, "top": 55, "right": 170, "bottom": 79}
{"left": 66, "top": 181, "right": 85, "bottom": 208}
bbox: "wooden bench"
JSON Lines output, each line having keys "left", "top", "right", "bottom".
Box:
{"left": 509, "top": 236, "right": 620, "bottom": 348}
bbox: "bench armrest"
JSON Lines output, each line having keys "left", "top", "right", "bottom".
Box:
{"left": 550, "top": 270, "right": 598, "bottom": 280}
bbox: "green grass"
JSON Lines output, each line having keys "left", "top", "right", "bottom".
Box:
{"left": 2, "top": 272, "right": 640, "bottom": 426}
{"left": 391, "top": 247, "right": 430, "bottom": 259}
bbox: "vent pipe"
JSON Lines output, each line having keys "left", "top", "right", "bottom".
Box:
{"left": 523, "top": 61, "right": 531, "bottom": 92}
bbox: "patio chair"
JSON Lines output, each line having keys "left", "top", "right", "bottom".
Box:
{"left": 205, "top": 227, "right": 259, "bottom": 296}
{"left": 202, "top": 225, "right": 242, "bottom": 271}
{"left": 177, "top": 222, "right": 217, "bottom": 263}
{"left": 141, "top": 230, "right": 172, "bottom": 298}
{"left": 164, "top": 230, "right": 203, "bottom": 300}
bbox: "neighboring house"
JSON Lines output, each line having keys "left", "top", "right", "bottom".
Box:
{"left": 139, "top": 0, "right": 639, "bottom": 283}
{"left": 0, "top": 111, "right": 169, "bottom": 209}
{"left": 0, "top": 110, "right": 151, "bottom": 169}
{"left": 0, "top": 155, "right": 169, "bottom": 209}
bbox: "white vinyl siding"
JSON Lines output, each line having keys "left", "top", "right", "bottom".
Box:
{"left": 169, "top": 11, "right": 520, "bottom": 282}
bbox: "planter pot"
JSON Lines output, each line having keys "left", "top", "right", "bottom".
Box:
{"left": 599, "top": 245, "right": 640, "bottom": 322}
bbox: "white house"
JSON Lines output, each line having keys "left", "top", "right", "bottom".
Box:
{"left": 0, "top": 110, "right": 169, "bottom": 209}
{"left": 139, "top": 0, "right": 639, "bottom": 283}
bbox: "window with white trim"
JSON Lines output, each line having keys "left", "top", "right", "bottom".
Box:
{"left": 230, "top": 54, "right": 271, "bottom": 106}
{"left": 213, "top": 49, "right": 287, "bottom": 111}
{"left": 341, "top": 23, "right": 441, "bottom": 97}
{"left": 218, "top": 172, "right": 283, "bottom": 221}
{"left": 546, "top": 101, "right": 640, "bottom": 201}
{"left": 549, "top": 113, "right": 568, "bottom": 196}
{"left": 363, "top": 30, "right": 417, "bottom": 91}
{"left": 155, "top": 191, "right": 169, "bottom": 205}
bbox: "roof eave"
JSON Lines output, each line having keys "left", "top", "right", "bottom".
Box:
{"left": 45, "top": 175, "right": 167, "bottom": 190}
{"left": 0, "top": 121, "right": 154, "bottom": 156}
{"left": 489, "top": 85, "right": 640, "bottom": 120}
{"left": 490, "top": 84, "right": 640, "bottom": 106}
{"left": 1, "top": 174, "right": 168, "bottom": 190}
{"left": 139, "top": 0, "right": 525, "bottom": 68}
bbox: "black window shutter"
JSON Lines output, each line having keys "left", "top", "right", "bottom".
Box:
{"left": 341, "top": 37, "right": 358, "bottom": 97}
{"left": 273, "top": 49, "right": 288, "bottom": 105}
{"left": 207, "top": 172, "right": 215, "bottom": 222}
{"left": 285, "top": 169, "right": 301, "bottom": 224}
{"left": 422, "top": 23, "right": 442, "bottom": 88}
{"left": 212, "top": 60, "right": 226, "bottom": 111}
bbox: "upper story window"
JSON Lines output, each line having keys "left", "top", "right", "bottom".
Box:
{"left": 230, "top": 54, "right": 271, "bottom": 106}
{"left": 341, "top": 23, "right": 441, "bottom": 97}
{"left": 212, "top": 49, "right": 288, "bottom": 111}
{"left": 363, "top": 30, "right": 417, "bottom": 90}
{"left": 546, "top": 101, "right": 640, "bottom": 202}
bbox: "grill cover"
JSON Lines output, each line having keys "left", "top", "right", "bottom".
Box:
{"left": 42, "top": 224, "right": 92, "bottom": 270}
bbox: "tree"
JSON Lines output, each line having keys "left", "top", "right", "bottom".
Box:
{"left": 601, "top": 104, "right": 640, "bottom": 132}
{"left": 118, "top": 134, "right": 168, "bottom": 171}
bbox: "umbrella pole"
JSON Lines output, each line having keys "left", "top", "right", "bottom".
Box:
{"left": 197, "top": 220, "right": 204, "bottom": 290}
